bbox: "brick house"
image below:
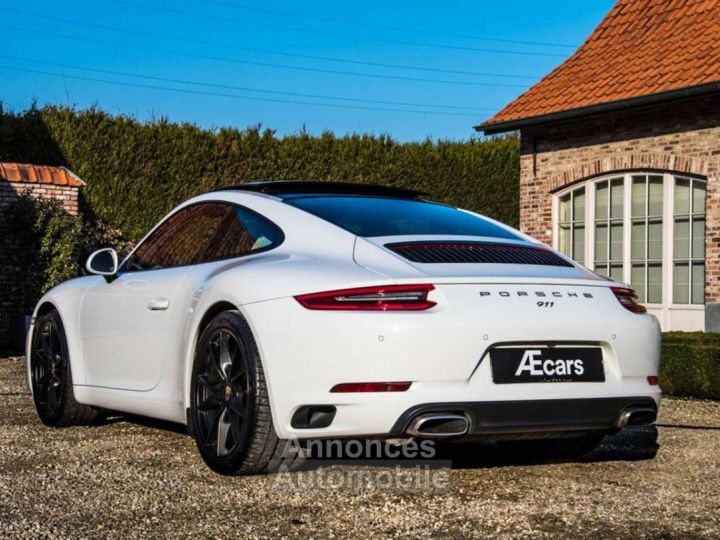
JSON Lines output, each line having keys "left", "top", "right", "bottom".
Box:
{"left": 0, "top": 162, "right": 84, "bottom": 348}
{"left": 478, "top": 0, "right": 720, "bottom": 332}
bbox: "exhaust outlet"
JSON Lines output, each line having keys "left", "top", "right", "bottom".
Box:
{"left": 406, "top": 413, "right": 469, "bottom": 438}
{"left": 616, "top": 406, "right": 657, "bottom": 429}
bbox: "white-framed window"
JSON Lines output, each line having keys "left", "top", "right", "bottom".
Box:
{"left": 557, "top": 187, "right": 585, "bottom": 264}
{"left": 593, "top": 177, "right": 624, "bottom": 282}
{"left": 553, "top": 172, "right": 706, "bottom": 306}
{"left": 672, "top": 177, "right": 706, "bottom": 304}
{"left": 630, "top": 174, "right": 664, "bottom": 304}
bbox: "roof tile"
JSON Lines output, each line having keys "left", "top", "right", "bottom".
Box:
{"left": 0, "top": 162, "right": 84, "bottom": 188}
{"left": 482, "top": 0, "right": 720, "bottom": 129}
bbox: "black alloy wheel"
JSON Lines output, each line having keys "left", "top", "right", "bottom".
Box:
{"left": 31, "top": 317, "right": 65, "bottom": 420}
{"left": 189, "top": 310, "right": 300, "bottom": 475}
{"left": 30, "top": 310, "right": 98, "bottom": 426}
{"left": 193, "top": 328, "right": 252, "bottom": 458}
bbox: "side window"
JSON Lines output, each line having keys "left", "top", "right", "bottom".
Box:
{"left": 199, "top": 206, "right": 284, "bottom": 262}
{"left": 124, "top": 203, "right": 283, "bottom": 271}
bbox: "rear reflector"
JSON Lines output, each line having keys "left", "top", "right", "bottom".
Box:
{"left": 330, "top": 382, "right": 412, "bottom": 393}
{"left": 611, "top": 287, "right": 647, "bottom": 314}
{"left": 295, "top": 284, "right": 436, "bottom": 311}
{"left": 647, "top": 376, "right": 659, "bottom": 386}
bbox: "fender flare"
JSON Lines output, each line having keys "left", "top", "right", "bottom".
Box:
{"left": 180, "top": 295, "right": 281, "bottom": 434}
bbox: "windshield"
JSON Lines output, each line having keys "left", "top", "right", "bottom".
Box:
{"left": 286, "top": 196, "right": 520, "bottom": 239}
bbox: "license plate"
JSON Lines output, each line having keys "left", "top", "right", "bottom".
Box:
{"left": 490, "top": 347, "right": 605, "bottom": 384}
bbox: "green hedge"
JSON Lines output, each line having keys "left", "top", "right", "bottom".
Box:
{"left": 0, "top": 105, "right": 520, "bottom": 242}
{"left": 2, "top": 194, "right": 83, "bottom": 314}
{"left": 662, "top": 332, "right": 720, "bottom": 400}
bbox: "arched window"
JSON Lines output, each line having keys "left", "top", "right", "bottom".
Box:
{"left": 554, "top": 173, "right": 706, "bottom": 307}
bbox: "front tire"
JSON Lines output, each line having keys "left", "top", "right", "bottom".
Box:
{"left": 30, "top": 309, "right": 98, "bottom": 426}
{"left": 189, "top": 310, "right": 299, "bottom": 475}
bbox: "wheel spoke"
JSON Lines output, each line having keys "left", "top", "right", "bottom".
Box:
{"left": 229, "top": 349, "right": 246, "bottom": 383}
{"left": 198, "top": 397, "right": 223, "bottom": 412}
{"left": 208, "top": 338, "right": 226, "bottom": 381}
{"left": 51, "top": 353, "right": 63, "bottom": 372}
{"left": 48, "top": 327, "right": 59, "bottom": 358}
{"left": 40, "top": 330, "right": 52, "bottom": 358}
{"left": 198, "top": 374, "right": 223, "bottom": 396}
{"left": 202, "top": 407, "right": 221, "bottom": 446}
{"left": 230, "top": 409, "right": 243, "bottom": 443}
{"left": 226, "top": 395, "right": 244, "bottom": 418}
{"left": 219, "top": 331, "right": 233, "bottom": 380}
{"left": 46, "top": 377, "right": 61, "bottom": 412}
{"left": 36, "top": 346, "right": 52, "bottom": 366}
{"left": 216, "top": 409, "right": 232, "bottom": 457}
{"left": 38, "top": 371, "right": 52, "bottom": 387}
{"left": 196, "top": 375, "right": 224, "bottom": 411}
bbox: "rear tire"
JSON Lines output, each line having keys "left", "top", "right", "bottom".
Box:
{"left": 497, "top": 432, "right": 605, "bottom": 462}
{"left": 30, "top": 309, "right": 99, "bottom": 427}
{"left": 189, "top": 310, "right": 301, "bottom": 475}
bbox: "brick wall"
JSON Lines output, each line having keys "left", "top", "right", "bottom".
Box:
{"left": 518, "top": 95, "right": 720, "bottom": 314}
{"left": 0, "top": 182, "right": 80, "bottom": 216}
{"left": 0, "top": 181, "right": 80, "bottom": 351}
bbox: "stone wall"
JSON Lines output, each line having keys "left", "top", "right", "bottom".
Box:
{"left": 0, "top": 182, "right": 80, "bottom": 216}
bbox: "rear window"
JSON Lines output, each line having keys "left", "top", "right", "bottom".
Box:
{"left": 286, "top": 196, "right": 520, "bottom": 239}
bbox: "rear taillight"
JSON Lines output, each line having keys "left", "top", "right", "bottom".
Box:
{"left": 612, "top": 287, "right": 647, "bottom": 314}
{"left": 295, "top": 284, "right": 436, "bottom": 311}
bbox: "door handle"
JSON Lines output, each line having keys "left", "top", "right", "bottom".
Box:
{"left": 147, "top": 298, "right": 170, "bottom": 311}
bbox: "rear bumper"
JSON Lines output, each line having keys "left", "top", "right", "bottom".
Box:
{"left": 390, "top": 396, "right": 658, "bottom": 437}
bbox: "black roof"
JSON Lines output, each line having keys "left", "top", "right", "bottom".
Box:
{"left": 212, "top": 181, "right": 423, "bottom": 199}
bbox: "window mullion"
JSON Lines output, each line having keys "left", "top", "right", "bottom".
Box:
{"left": 552, "top": 195, "right": 559, "bottom": 250}
{"left": 606, "top": 183, "right": 611, "bottom": 270}
{"left": 665, "top": 175, "right": 675, "bottom": 307}
{"left": 622, "top": 174, "right": 632, "bottom": 285}
{"left": 688, "top": 181, "right": 693, "bottom": 302}
{"left": 604, "top": 181, "right": 610, "bottom": 271}
{"left": 645, "top": 176, "right": 650, "bottom": 303}
{"left": 570, "top": 191, "right": 575, "bottom": 260}
{"left": 586, "top": 181, "right": 595, "bottom": 269}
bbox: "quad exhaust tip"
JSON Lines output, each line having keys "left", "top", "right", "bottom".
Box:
{"left": 406, "top": 413, "right": 469, "bottom": 438}
{"left": 616, "top": 406, "right": 657, "bottom": 429}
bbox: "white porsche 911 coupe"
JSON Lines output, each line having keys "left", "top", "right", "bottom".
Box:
{"left": 27, "top": 181, "right": 661, "bottom": 474}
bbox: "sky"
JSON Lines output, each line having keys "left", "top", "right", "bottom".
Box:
{"left": 1, "top": 0, "right": 614, "bottom": 142}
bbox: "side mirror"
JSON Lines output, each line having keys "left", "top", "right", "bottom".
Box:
{"left": 86, "top": 248, "right": 119, "bottom": 280}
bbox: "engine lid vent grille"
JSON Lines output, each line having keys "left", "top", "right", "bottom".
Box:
{"left": 385, "top": 242, "right": 574, "bottom": 267}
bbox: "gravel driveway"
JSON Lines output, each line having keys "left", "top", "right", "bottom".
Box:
{"left": 1, "top": 355, "right": 719, "bottom": 538}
